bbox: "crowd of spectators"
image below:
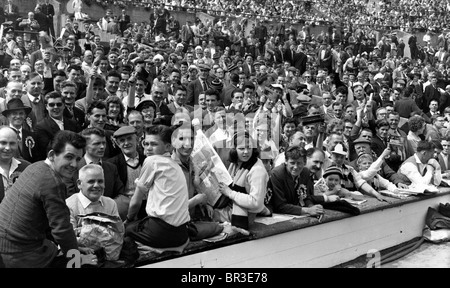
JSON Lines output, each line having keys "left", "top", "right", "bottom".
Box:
{"left": 0, "top": 0, "right": 450, "bottom": 268}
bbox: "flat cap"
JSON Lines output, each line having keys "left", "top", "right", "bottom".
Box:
{"left": 113, "top": 125, "right": 137, "bottom": 138}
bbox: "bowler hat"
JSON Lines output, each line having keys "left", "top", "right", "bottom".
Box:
{"left": 2, "top": 99, "right": 32, "bottom": 117}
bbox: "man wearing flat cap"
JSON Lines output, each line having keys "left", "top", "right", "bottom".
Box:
{"left": 107, "top": 126, "right": 147, "bottom": 220}
{"left": 187, "top": 63, "right": 212, "bottom": 106}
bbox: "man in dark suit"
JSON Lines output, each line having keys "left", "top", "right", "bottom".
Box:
{"left": 34, "top": 92, "right": 80, "bottom": 161}
{"left": 4, "top": 0, "right": 19, "bottom": 22}
{"left": 29, "top": 35, "right": 57, "bottom": 69}
{"left": 274, "top": 44, "right": 286, "bottom": 64}
{"left": 167, "top": 85, "right": 194, "bottom": 114}
{"left": 61, "top": 80, "right": 85, "bottom": 131}
{"left": 330, "top": 28, "right": 341, "bottom": 45}
{"left": 153, "top": 10, "right": 167, "bottom": 36}
{"left": 66, "top": 127, "right": 124, "bottom": 199}
{"left": 284, "top": 43, "right": 298, "bottom": 67}
{"left": 1, "top": 99, "right": 37, "bottom": 163}
{"left": 408, "top": 34, "right": 418, "bottom": 60}
{"left": 107, "top": 126, "right": 147, "bottom": 220}
{"left": 39, "top": 0, "right": 55, "bottom": 38}
{"left": 118, "top": 9, "right": 130, "bottom": 36}
{"left": 221, "top": 73, "right": 240, "bottom": 106}
{"left": 423, "top": 75, "right": 442, "bottom": 113}
{"left": 254, "top": 19, "right": 268, "bottom": 55}
{"left": 187, "top": 63, "right": 212, "bottom": 106}
{"left": 317, "top": 42, "right": 332, "bottom": 72}
{"left": 84, "top": 100, "right": 121, "bottom": 159}
{"left": 241, "top": 54, "right": 254, "bottom": 78}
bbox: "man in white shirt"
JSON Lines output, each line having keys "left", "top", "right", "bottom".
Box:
{"left": 65, "top": 164, "right": 122, "bottom": 253}
{"left": 399, "top": 141, "right": 442, "bottom": 187}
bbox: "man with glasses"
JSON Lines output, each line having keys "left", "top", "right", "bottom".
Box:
{"left": 35, "top": 91, "right": 80, "bottom": 161}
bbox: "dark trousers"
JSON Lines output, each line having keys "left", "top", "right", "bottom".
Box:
{"left": 125, "top": 216, "right": 188, "bottom": 248}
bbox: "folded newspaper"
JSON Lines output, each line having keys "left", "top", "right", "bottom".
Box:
{"left": 191, "top": 130, "right": 233, "bottom": 207}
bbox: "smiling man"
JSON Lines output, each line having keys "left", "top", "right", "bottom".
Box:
{"left": 65, "top": 164, "right": 121, "bottom": 248}
{"left": 107, "top": 126, "right": 146, "bottom": 220}
{"left": 66, "top": 127, "right": 124, "bottom": 199}
{"left": 0, "top": 126, "right": 31, "bottom": 203}
{"left": 2, "top": 98, "right": 36, "bottom": 162}
{"left": 34, "top": 91, "right": 80, "bottom": 161}
{"left": 268, "top": 145, "right": 328, "bottom": 217}
{"left": 0, "top": 130, "right": 98, "bottom": 268}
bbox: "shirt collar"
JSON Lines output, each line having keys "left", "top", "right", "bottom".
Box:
{"left": 84, "top": 154, "right": 102, "bottom": 166}
{"left": 9, "top": 124, "right": 21, "bottom": 133}
{"left": 77, "top": 192, "right": 104, "bottom": 209}
{"left": 50, "top": 116, "right": 64, "bottom": 124}
{"left": 414, "top": 153, "right": 424, "bottom": 165}
{"left": 124, "top": 153, "right": 138, "bottom": 162}
{"left": 28, "top": 93, "right": 39, "bottom": 103}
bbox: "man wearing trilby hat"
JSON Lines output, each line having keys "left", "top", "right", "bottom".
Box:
{"left": 1, "top": 98, "right": 36, "bottom": 163}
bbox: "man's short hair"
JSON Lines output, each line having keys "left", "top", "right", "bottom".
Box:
{"left": 204, "top": 88, "right": 219, "bottom": 100}
{"left": 106, "top": 70, "right": 121, "bottom": 80}
{"left": 60, "top": 80, "right": 78, "bottom": 92}
{"left": 87, "top": 100, "right": 107, "bottom": 115}
{"left": 81, "top": 127, "right": 106, "bottom": 139}
{"left": 285, "top": 145, "right": 307, "bottom": 161}
{"left": 44, "top": 91, "right": 63, "bottom": 104}
{"left": 417, "top": 141, "right": 434, "bottom": 152}
{"left": 50, "top": 130, "right": 86, "bottom": 156}
{"left": 53, "top": 70, "right": 67, "bottom": 78}
{"left": 79, "top": 164, "right": 104, "bottom": 181}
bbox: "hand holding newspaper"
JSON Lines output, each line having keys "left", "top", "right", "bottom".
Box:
{"left": 191, "top": 130, "right": 233, "bottom": 206}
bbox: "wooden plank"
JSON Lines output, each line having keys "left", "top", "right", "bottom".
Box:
{"left": 140, "top": 194, "right": 450, "bottom": 268}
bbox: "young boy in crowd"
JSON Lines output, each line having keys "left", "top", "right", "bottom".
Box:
{"left": 125, "top": 124, "right": 190, "bottom": 250}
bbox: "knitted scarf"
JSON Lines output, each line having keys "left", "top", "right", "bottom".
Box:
{"left": 229, "top": 155, "right": 259, "bottom": 230}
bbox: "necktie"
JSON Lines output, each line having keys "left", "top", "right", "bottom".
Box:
{"left": 33, "top": 97, "right": 39, "bottom": 105}
{"left": 67, "top": 106, "right": 73, "bottom": 117}
{"left": 13, "top": 128, "right": 22, "bottom": 154}
{"left": 202, "top": 81, "right": 207, "bottom": 91}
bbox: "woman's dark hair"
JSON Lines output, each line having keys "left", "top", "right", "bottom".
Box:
{"left": 106, "top": 95, "right": 125, "bottom": 123}
{"left": 228, "top": 131, "right": 260, "bottom": 164}
{"left": 50, "top": 130, "right": 86, "bottom": 155}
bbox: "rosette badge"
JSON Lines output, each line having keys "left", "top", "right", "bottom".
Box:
{"left": 25, "top": 136, "right": 35, "bottom": 157}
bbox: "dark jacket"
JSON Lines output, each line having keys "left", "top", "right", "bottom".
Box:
{"left": 34, "top": 116, "right": 80, "bottom": 161}
{"left": 106, "top": 152, "right": 146, "bottom": 189}
{"left": 268, "top": 164, "right": 325, "bottom": 215}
